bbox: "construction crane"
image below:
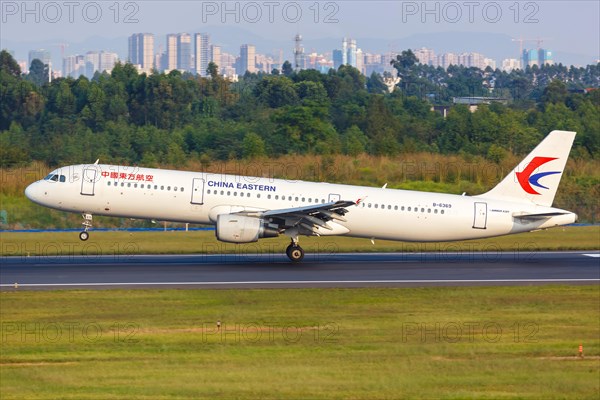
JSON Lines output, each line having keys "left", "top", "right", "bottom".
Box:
{"left": 54, "top": 43, "right": 69, "bottom": 59}
{"left": 512, "top": 37, "right": 551, "bottom": 55}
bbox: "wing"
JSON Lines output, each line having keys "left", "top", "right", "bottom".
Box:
{"left": 240, "top": 200, "right": 358, "bottom": 234}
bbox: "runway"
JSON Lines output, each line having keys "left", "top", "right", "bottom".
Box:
{"left": 1, "top": 251, "right": 598, "bottom": 290}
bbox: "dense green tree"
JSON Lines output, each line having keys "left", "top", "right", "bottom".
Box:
{"left": 0, "top": 50, "right": 21, "bottom": 77}
{"left": 26, "top": 59, "right": 48, "bottom": 86}
{"left": 282, "top": 61, "right": 294, "bottom": 77}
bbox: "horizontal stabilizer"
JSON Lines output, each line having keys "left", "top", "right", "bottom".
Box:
{"left": 512, "top": 211, "right": 570, "bottom": 220}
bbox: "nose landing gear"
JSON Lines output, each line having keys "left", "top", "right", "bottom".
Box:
{"left": 79, "top": 213, "right": 93, "bottom": 241}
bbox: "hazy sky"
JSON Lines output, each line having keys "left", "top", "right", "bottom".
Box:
{"left": 2, "top": 1, "right": 599, "bottom": 59}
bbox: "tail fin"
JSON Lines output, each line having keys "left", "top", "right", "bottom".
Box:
{"left": 479, "top": 130, "right": 576, "bottom": 206}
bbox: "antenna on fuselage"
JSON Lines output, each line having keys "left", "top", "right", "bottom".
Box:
{"left": 94, "top": 159, "right": 99, "bottom": 165}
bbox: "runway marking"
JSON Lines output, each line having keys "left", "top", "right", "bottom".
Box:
{"left": 1, "top": 278, "right": 599, "bottom": 288}
{"left": 583, "top": 254, "right": 600, "bottom": 258}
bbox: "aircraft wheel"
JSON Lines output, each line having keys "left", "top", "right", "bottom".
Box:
{"left": 286, "top": 245, "right": 304, "bottom": 262}
{"left": 79, "top": 231, "right": 89, "bottom": 241}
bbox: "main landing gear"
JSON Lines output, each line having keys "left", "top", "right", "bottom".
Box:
{"left": 285, "top": 239, "right": 305, "bottom": 262}
{"left": 79, "top": 213, "right": 93, "bottom": 241}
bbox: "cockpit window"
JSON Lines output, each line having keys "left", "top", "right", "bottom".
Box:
{"left": 44, "top": 174, "right": 66, "bottom": 182}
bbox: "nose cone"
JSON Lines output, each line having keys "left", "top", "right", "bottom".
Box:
{"left": 25, "top": 182, "right": 43, "bottom": 205}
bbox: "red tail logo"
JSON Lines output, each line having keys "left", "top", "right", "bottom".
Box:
{"left": 516, "top": 157, "right": 561, "bottom": 195}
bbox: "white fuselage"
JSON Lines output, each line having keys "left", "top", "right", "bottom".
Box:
{"left": 24, "top": 164, "right": 577, "bottom": 242}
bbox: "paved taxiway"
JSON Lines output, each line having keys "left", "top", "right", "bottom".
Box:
{"left": 1, "top": 251, "right": 598, "bottom": 290}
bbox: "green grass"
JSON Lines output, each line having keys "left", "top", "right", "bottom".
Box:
{"left": 1, "top": 226, "right": 598, "bottom": 256}
{"left": 1, "top": 286, "right": 599, "bottom": 399}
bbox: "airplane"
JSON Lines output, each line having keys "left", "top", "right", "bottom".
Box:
{"left": 25, "top": 130, "right": 578, "bottom": 262}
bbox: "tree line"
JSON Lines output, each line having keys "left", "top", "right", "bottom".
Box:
{"left": 0, "top": 49, "right": 598, "bottom": 168}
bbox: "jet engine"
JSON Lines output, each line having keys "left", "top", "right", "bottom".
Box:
{"left": 215, "top": 214, "right": 279, "bottom": 243}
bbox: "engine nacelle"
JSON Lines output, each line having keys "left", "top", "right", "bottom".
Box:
{"left": 215, "top": 214, "right": 279, "bottom": 243}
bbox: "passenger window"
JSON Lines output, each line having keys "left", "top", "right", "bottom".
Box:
{"left": 127, "top": 183, "right": 131, "bottom": 187}
{"left": 234, "top": 192, "right": 237, "bottom": 196}
{"left": 408, "top": 207, "right": 411, "bottom": 211}
{"left": 59, "top": 175, "right": 66, "bottom": 182}
{"left": 167, "top": 186, "right": 171, "bottom": 191}
{"left": 394, "top": 206, "right": 398, "bottom": 210}
{"left": 441, "top": 210, "right": 445, "bottom": 214}
{"left": 107, "top": 182, "right": 111, "bottom": 186}
{"left": 257, "top": 194, "right": 261, "bottom": 198}
{"left": 181, "top": 187, "right": 184, "bottom": 192}
{"left": 161, "top": 186, "right": 164, "bottom": 190}
{"left": 302, "top": 197, "right": 305, "bottom": 202}
{"left": 275, "top": 195, "right": 279, "bottom": 200}
{"left": 220, "top": 190, "right": 224, "bottom": 195}
{"left": 134, "top": 183, "right": 138, "bottom": 188}
{"left": 295, "top": 197, "right": 299, "bottom": 201}
{"left": 375, "top": 204, "right": 378, "bottom": 209}
{"left": 174, "top": 187, "right": 178, "bottom": 192}
{"left": 267, "top": 194, "right": 271, "bottom": 199}
{"left": 121, "top": 182, "right": 125, "bottom": 187}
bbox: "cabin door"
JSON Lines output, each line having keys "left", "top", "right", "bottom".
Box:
{"left": 81, "top": 168, "right": 97, "bottom": 196}
{"left": 473, "top": 202, "right": 487, "bottom": 229}
{"left": 191, "top": 178, "right": 205, "bottom": 205}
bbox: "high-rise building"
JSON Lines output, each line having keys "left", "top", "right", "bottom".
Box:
{"left": 177, "top": 33, "right": 192, "bottom": 71}
{"left": 341, "top": 38, "right": 348, "bottom": 65}
{"left": 239, "top": 44, "right": 256, "bottom": 74}
{"left": 165, "top": 34, "right": 178, "bottom": 72}
{"left": 194, "top": 33, "right": 210, "bottom": 76}
{"left": 356, "top": 49, "right": 365, "bottom": 74}
{"left": 333, "top": 49, "right": 344, "bottom": 69}
{"left": 501, "top": 58, "right": 520, "bottom": 71}
{"left": 210, "top": 45, "right": 221, "bottom": 71}
{"left": 346, "top": 38, "right": 357, "bottom": 68}
{"left": 538, "top": 49, "right": 554, "bottom": 66}
{"left": 85, "top": 51, "right": 100, "bottom": 78}
{"left": 63, "top": 55, "right": 85, "bottom": 78}
{"left": 99, "top": 52, "right": 118, "bottom": 73}
{"left": 28, "top": 49, "right": 51, "bottom": 67}
{"left": 522, "top": 49, "right": 538, "bottom": 67}
{"left": 413, "top": 48, "right": 436, "bottom": 66}
{"left": 128, "top": 33, "right": 154, "bottom": 72}
{"left": 438, "top": 53, "right": 458, "bottom": 69}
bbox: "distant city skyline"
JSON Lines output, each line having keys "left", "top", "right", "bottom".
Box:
{"left": 15, "top": 29, "right": 567, "bottom": 81}
{"left": 2, "top": 1, "right": 598, "bottom": 66}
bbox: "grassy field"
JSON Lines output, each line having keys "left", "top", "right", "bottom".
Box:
{"left": 1, "top": 225, "right": 598, "bottom": 256}
{"left": 1, "top": 286, "right": 599, "bottom": 399}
